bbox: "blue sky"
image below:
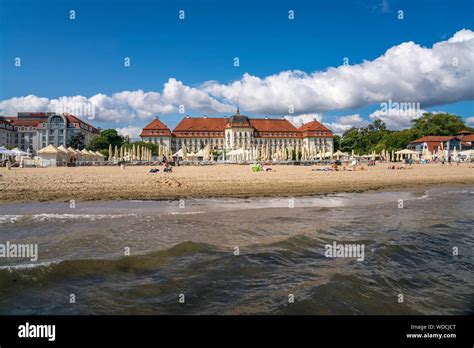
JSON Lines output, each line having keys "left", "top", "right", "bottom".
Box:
{"left": 1, "top": 0, "right": 473, "bottom": 136}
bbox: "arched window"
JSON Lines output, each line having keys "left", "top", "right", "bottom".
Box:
{"left": 49, "top": 116, "right": 64, "bottom": 129}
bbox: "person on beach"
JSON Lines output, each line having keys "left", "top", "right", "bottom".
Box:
{"left": 163, "top": 162, "right": 172, "bottom": 173}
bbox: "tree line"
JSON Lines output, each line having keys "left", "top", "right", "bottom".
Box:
{"left": 335, "top": 113, "right": 473, "bottom": 154}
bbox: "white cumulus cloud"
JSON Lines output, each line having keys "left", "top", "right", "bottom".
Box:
{"left": 1, "top": 29, "right": 473, "bottom": 127}
{"left": 116, "top": 126, "right": 143, "bottom": 140}
{"left": 285, "top": 113, "right": 323, "bottom": 127}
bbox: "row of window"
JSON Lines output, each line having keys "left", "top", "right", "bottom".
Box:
{"left": 179, "top": 132, "right": 225, "bottom": 137}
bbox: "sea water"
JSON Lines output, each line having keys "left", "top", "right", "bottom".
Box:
{"left": 0, "top": 187, "right": 472, "bottom": 314}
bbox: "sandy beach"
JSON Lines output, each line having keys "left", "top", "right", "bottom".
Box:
{"left": 0, "top": 163, "right": 473, "bottom": 203}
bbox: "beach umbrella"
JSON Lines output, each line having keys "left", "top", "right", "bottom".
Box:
{"left": 108, "top": 144, "right": 113, "bottom": 162}
{"left": 182, "top": 146, "right": 187, "bottom": 160}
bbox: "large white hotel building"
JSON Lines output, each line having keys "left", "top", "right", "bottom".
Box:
{"left": 140, "top": 110, "right": 334, "bottom": 153}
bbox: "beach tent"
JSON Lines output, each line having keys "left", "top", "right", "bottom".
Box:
{"left": 173, "top": 149, "right": 183, "bottom": 158}
{"left": 38, "top": 145, "right": 62, "bottom": 167}
{"left": 395, "top": 149, "right": 419, "bottom": 160}
{"left": 10, "top": 147, "right": 29, "bottom": 161}
{"left": 87, "top": 150, "right": 97, "bottom": 161}
{"left": 460, "top": 149, "right": 474, "bottom": 156}
{"left": 195, "top": 148, "right": 205, "bottom": 158}
{"left": 10, "top": 147, "right": 29, "bottom": 156}
{"left": 0, "top": 146, "right": 14, "bottom": 154}
{"left": 396, "top": 149, "right": 418, "bottom": 155}
{"left": 56, "top": 145, "right": 73, "bottom": 164}
{"left": 95, "top": 151, "right": 105, "bottom": 160}
{"left": 57, "top": 145, "right": 72, "bottom": 157}
{"left": 67, "top": 147, "right": 78, "bottom": 155}
{"left": 187, "top": 151, "right": 197, "bottom": 161}
{"left": 334, "top": 150, "right": 349, "bottom": 160}
{"left": 0, "top": 147, "right": 15, "bottom": 164}
{"left": 80, "top": 148, "right": 92, "bottom": 161}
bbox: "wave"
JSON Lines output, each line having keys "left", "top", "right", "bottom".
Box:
{"left": 0, "top": 241, "right": 215, "bottom": 287}
{"left": 0, "top": 213, "right": 139, "bottom": 224}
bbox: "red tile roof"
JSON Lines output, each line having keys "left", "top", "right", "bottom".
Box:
{"left": 298, "top": 120, "right": 333, "bottom": 137}
{"left": 63, "top": 113, "right": 100, "bottom": 133}
{"left": 174, "top": 117, "right": 228, "bottom": 132}
{"left": 250, "top": 118, "right": 299, "bottom": 132}
{"left": 9, "top": 119, "right": 43, "bottom": 127}
{"left": 410, "top": 136, "right": 456, "bottom": 143}
{"left": 298, "top": 120, "right": 332, "bottom": 132}
{"left": 4, "top": 113, "right": 99, "bottom": 133}
{"left": 151, "top": 116, "right": 336, "bottom": 139}
{"left": 461, "top": 134, "right": 474, "bottom": 142}
{"left": 140, "top": 117, "right": 172, "bottom": 137}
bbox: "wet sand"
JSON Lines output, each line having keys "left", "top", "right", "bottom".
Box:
{"left": 1, "top": 162, "right": 473, "bottom": 203}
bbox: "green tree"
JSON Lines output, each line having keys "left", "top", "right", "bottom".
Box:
{"left": 86, "top": 136, "right": 110, "bottom": 151}
{"left": 86, "top": 129, "right": 124, "bottom": 151}
{"left": 66, "top": 132, "right": 85, "bottom": 150}
{"left": 333, "top": 134, "right": 341, "bottom": 151}
{"left": 100, "top": 129, "right": 124, "bottom": 147}
{"left": 338, "top": 112, "right": 472, "bottom": 155}
{"left": 411, "top": 113, "right": 468, "bottom": 136}
{"left": 340, "top": 120, "right": 389, "bottom": 154}
{"left": 375, "top": 129, "right": 418, "bottom": 152}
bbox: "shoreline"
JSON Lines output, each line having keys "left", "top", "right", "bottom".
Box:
{"left": 1, "top": 163, "right": 473, "bottom": 204}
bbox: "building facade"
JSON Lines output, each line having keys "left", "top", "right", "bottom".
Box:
{"left": 0, "top": 117, "right": 17, "bottom": 148}
{"left": 139, "top": 116, "right": 172, "bottom": 149}
{"left": 407, "top": 130, "right": 474, "bottom": 153}
{"left": 141, "top": 112, "right": 334, "bottom": 153}
{"left": 0, "top": 112, "right": 100, "bottom": 153}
